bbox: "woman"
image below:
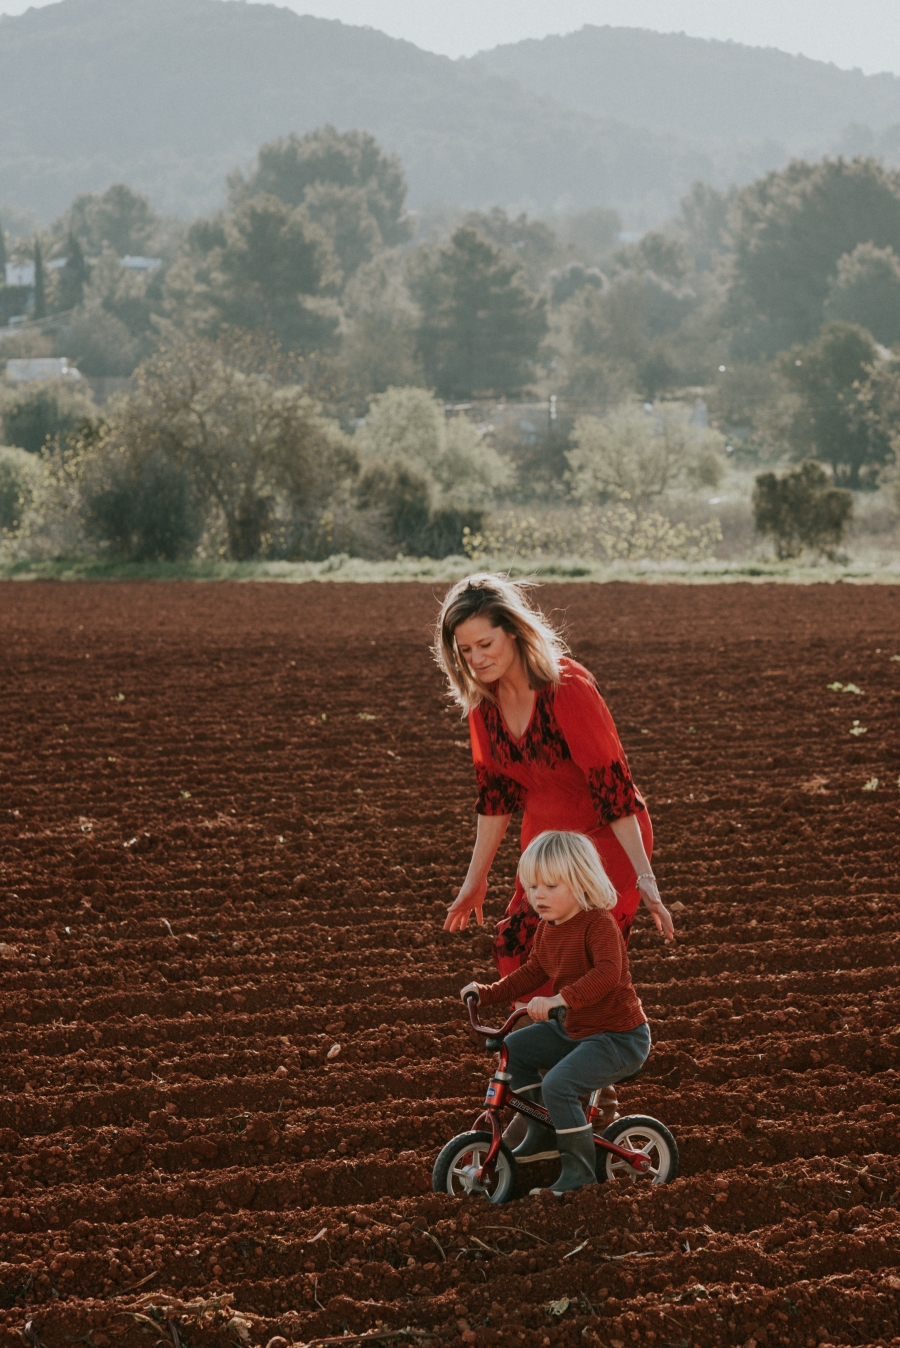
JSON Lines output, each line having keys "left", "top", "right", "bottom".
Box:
{"left": 435, "top": 574, "right": 674, "bottom": 970}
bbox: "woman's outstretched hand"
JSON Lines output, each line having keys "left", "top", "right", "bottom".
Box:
{"left": 459, "top": 982, "right": 480, "bottom": 1004}
{"left": 444, "top": 877, "right": 487, "bottom": 933}
{"left": 637, "top": 876, "right": 675, "bottom": 943}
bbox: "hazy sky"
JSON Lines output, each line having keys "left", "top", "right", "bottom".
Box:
{"left": 2, "top": 0, "right": 899, "bottom": 75}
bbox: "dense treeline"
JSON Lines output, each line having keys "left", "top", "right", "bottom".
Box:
{"left": 1, "top": 127, "right": 900, "bottom": 565}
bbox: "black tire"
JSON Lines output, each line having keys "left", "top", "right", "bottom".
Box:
{"left": 432, "top": 1130, "right": 518, "bottom": 1204}
{"left": 595, "top": 1115, "right": 679, "bottom": 1185}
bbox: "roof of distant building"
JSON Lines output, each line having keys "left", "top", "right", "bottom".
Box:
{"left": 121, "top": 256, "right": 162, "bottom": 271}
{"left": 4, "top": 358, "right": 83, "bottom": 383}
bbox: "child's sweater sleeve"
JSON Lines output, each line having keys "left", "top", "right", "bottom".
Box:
{"left": 558, "top": 918, "right": 623, "bottom": 1012}
{"left": 476, "top": 948, "right": 550, "bottom": 1007}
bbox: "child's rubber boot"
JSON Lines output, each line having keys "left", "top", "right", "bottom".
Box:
{"left": 511, "top": 1087, "right": 559, "bottom": 1165}
{"left": 530, "top": 1124, "right": 597, "bottom": 1196}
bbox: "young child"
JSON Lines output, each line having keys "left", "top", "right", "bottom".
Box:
{"left": 461, "top": 829, "right": 650, "bottom": 1196}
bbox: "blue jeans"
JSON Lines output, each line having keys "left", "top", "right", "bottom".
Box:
{"left": 504, "top": 1020, "right": 651, "bottom": 1131}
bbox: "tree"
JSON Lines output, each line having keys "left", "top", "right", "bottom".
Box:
{"left": 61, "top": 184, "right": 159, "bottom": 256}
{"left": 301, "top": 182, "right": 383, "bottom": 279}
{"left": 0, "top": 446, "right": 39, "bottom": 535}
{"left": 462, "top": 208, "right": 565, "bottom": 290}
{"left": 557, "top": 207, "right": 622, "bottom": 265}
{"left": 727, "top": 157, "right": 900, "bottom": 352}
{"left": 672, "top": 181, "right": 736, "bottom": 272}
{"left": 33, "top": 237, "right": 46, "bottom": 319}
{"left": 752, "top": 462, "right": 852, "bottom": 559}
{"left": 823, "top": 243, "right": 900, "bottom": 347}
{"left": 355, "top": 385, "right": 510, "bottom": 554}
{"left": 231, "top": 125, "right": 412, "bottom": 250}
{"left": 409, "top": 226, "right": 548, "bottom": 399}
{"left": 776, "top": 322, "right": 890, "bottom": 487}
{"left": 113, "top": 331, "right": 353, "bottom": 560}
{"left": 567, "top": 401, "right": 724, "bottom": 510}
{"left": 0, "top": 379, "right": 97, "bottom": 455}
{"left": 549, "top": 262, "right": 604, "bottom": 307}
{"left": 0, "top": 218, "right": 7, "bottom": 276}
{"left": 611, "top": 231, "right": 691, "bottom": 283}
{"left": 165, "top": 195, "right": 340, "bottom": 351}
{"left": 337, "top": 256, "right": 425, "bottom": 410}
{"left": 558, "top": 270, "right": 698, "bottom": 401}
{"left": 57, "top": 232, "right": 90, "bottom": 311}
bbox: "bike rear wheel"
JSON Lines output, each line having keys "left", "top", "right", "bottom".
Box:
{"left": 432, "top": 1130, "right": 518, "bottom": 1203}
{"left": 596, "top": 1115, "right": 679, "bottom": 1185}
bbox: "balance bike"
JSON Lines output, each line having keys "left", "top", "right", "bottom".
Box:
{"left": 432, "top": 994, "right": 679, "bottom": 1203}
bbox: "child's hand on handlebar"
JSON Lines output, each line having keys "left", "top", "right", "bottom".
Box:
{"left": 459, "top": 982, "right": 480, "bottom": 1004}
{"left": 526, "top": 994, "right": 566, "bottom": 1021}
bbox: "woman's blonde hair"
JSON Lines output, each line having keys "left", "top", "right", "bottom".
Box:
{"left": 518, "top": 830, "right": 617, "bottom": 912}
{"left": 434, "top": 573, "right": 568, "bottom": 713}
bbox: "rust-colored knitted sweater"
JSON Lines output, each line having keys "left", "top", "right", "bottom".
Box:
{"left": 476, "top": 907, "right": 646, "bottom": 1039}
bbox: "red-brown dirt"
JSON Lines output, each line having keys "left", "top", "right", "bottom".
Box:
{"left": 1, "top": 581, "right": 899, "bottom": 1348}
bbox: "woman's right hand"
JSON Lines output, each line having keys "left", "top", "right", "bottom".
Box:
{"left": 460, "top": 982, "right": 480, "bottom": 1004}
{"left": 443, "top": 876, "right": 488, "bottom": 933}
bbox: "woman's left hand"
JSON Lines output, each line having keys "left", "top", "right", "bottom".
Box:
{"left": 638, "top": 876, "right": 675, "bottom": 943}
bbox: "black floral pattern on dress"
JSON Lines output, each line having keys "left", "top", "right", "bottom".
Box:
{"left": 478, "top": 686, "right": 571, "bottom": 771}
{"left": 492, "top": 903, "right": 540, "bottom": 964}
{"left": 587, "top": 762, "right": 644, "bottom": 827}
{"left": 474, "top": 764, "right": 525, "bottom": 816}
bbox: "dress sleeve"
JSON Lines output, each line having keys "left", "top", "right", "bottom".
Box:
{"left": 553, "top": 663, "right": 644, "bottom": 827}
{"left": 469, "top": 708, "right": 525, "bottom": 817}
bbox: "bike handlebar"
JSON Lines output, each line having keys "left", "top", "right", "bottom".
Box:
{"left": 464, "top": 992, "right": 566, "bottom": 1038}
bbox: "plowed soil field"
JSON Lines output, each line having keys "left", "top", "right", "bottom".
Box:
{"left": 2, "top": 581, "right": 900, "bottom": 1348}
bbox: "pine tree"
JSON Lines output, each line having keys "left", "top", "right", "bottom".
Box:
{"left": 33, "top": 236, "right": 47, "bottom": 319}
{"left": 409, "top": 226, "right": 548, "bottom": 399}
{"left": 59, "top": 231, "right": 89, "bottom": 310}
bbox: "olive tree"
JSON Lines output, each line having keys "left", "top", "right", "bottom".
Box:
{"left": 109, "top": 331, "right": 354, "bottom": 560}
{"left": 354, "top": 385, "right": 511, "bottom": 554}
{"left": 567, "top": 401, "right": 725, "bottom": 511}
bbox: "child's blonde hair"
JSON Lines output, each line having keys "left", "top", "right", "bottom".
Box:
{"left": 518, "top": 830, "right": 617, "bottom": 912}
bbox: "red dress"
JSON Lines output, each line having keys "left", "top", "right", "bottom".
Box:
{"left": 469, "top": 657, "right": 652, "bottom": 980}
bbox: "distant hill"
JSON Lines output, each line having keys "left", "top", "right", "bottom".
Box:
{"left": 469, "top": 25, "right": 900, "bottom": 150}
{"left": 0, "top": 0, "right": 734, "bottom": 226}
{"left": 1, "top": 0, "right": 898, "bottom": 230}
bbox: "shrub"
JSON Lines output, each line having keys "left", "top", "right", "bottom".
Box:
{"left": 354, "top": 386, "right": 509, "bottom": 555}
{"left": 463, "top": 504, "right": 722, "bottom": 564}
{"left": 567, "top": 401, "right": 725, "bottom": 509}
{"left": 0, "top": 445, "right": 40, "bottom": 534}
{"left": 752, "top": 461, "right": 853, "bottom": 560}
{"left": 0, "top": 379, "right": 97, "bottom": 454}
{"left": 80, "top": 442, "right": 200, "bottom": 561}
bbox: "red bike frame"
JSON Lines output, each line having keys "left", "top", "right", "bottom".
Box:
{"left": 464, "top": 996, "right": 653, "bottom": 1184}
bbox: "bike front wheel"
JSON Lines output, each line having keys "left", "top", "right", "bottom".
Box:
{"left": 432, "top": 1130, "right": 518, "bottom": 1203}
{"left": 596, "top": 1115, "right": 679, "bottom": 1186}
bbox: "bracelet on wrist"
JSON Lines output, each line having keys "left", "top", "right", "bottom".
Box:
{"left": 636, "top": 872, "right": 657, "bottom": 884}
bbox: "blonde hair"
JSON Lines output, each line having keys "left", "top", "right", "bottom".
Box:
{"left": 518, "top": 831, "right": 617, "bottom": 912}
{"left": 434, "top": 573, "right": 568, "bottom": 713}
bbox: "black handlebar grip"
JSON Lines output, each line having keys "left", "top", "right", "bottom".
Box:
{"left": 549, "top": 1006, "right": 567, "bottom": 1023}
{"left": 465, "top": 991, "right": 479, "bottom": 1003}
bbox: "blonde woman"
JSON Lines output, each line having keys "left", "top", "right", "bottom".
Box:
{"left": 435, "top": 573, "right": 674, "bottom": 971}
{"left": 461, "top": 830, "right": 651, "bottom": 1194}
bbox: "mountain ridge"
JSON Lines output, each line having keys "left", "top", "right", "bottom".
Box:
{"left": 468, "top": 24, "right": 900, "bottom": 147}
{"left": 0, "top": 0, "right": 897, "bottom": 227}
